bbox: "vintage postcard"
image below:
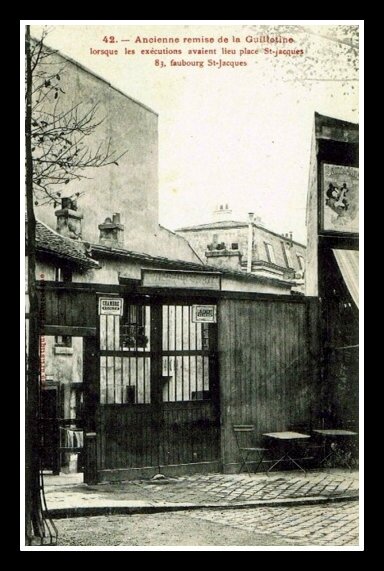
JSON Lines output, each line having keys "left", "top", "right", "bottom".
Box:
{"left": 23, "top": 20, "right": 362, "bottom": 551}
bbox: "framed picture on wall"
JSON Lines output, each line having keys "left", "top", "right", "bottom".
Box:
{"left": 321, "top": 163, "right": 359, "bottom": 234}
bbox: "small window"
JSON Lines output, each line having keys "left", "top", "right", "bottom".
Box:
{"left": 231, "top": 243, "right": 239, "bottom": 250}
{"left": 55, "top": 335, "right": 72, "bottom": 347}
{"left": 297, "top": 254, "right": 305, "bottom": 271}
{"left": 264, "top": 242, "right": 276, "bottom": 264}
{"left": 120, "top": 305, "right": 148, "bottom": 350}
{"left": 212, "top": 234, "right": 218, "bottom": 244}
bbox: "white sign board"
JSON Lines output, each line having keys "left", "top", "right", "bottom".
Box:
{"left": 99, "top": 298, "right": 123, "bottom": 316}
{"left": 191, "top": 305, "right": 217, "bottom": 323}
{"left": 142, "top": 269, "right": 221, "bottom": 290}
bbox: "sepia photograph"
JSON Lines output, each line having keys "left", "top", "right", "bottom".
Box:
{"left": 22, "top": 20, "right": 362, "bottom": 550}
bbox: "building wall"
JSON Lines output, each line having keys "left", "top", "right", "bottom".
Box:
{"left": 156, "top": 226, "right": 202, "bottom": 263}
{"left": 33, "top": 49, "right": 199, "bottom": 263}
{"left": 44, "top": 336, "right": 83, "bottom": 382}
{"left": 44, "top": 336, "right": 83, "bottom": 419}
{"left": 35, "top": 260, "right": 56, "bottom": 281}
{"left": 177, "top": 224, "right": 306, "bottom": 277}
{"left": 221, "top": 277, "right": 290, "bottom": 295}
{"left": 73, "top": 258, "right": 141, "bottom": 285}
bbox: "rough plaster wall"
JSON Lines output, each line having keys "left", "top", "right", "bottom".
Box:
{"left": 44, "top": 337, "right": 83, "bottom": 382}
{"left": 33, "top": 51, "right": 200, "bottom": 263}
{"left": 221, "top": 278, "right": 290, "bottom": 294}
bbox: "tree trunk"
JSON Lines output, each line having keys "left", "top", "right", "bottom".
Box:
{"left": 25, "top": 24, "right": 45, "bottom": 544}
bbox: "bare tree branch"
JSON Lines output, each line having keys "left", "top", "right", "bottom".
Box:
{"left": 29, "top": 33, "right": 128, "bottom": 206}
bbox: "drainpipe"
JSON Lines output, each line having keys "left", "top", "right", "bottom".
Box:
{"left": 247, "top": 212, "right": 254, "bottom": 273}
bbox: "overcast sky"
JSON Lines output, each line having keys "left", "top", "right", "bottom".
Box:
{"left": 30, "top": 21, "right": 359, "bottom": 244}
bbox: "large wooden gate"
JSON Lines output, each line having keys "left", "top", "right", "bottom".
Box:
{"left": 97, "top": 296, "right": 220, "bottom": 480}
{"left": 218, "top": 295, "right": 320, "bottom": 473}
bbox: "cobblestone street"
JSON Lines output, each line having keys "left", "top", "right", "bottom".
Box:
{"left": 189, "top": 500, "right": 359, "bottom": 546}
{"left": 40, "top": 470, "right": 360, "bottom": 548}
{"left": 44, "top": 470, "right": 358, "bottom": 511}
{"left": 54, "top": 500, "right": 359, "bottom": 547}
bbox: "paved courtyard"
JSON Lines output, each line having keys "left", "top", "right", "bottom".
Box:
{"left": 44, "top": 470, "right": 359, "bottom": 511}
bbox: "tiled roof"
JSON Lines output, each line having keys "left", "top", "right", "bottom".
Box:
{"left": 91, "top": 243, "right": 206, "bottom": 271}
{"left": 33, "top": 220, "right": 99, "bottom": 269}
{"left": 90, "top": 244, "right": 294, "bottom": 287}
{"left": 27, "top": 219, "right": 294, "bottom": 287}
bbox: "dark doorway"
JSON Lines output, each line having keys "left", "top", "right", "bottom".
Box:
{"left": 40, "top": 382, "right": 60, "bottom": 475}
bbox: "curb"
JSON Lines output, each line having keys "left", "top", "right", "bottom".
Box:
{"left": 45, "top": 493, "right": 359, "bottom": 519}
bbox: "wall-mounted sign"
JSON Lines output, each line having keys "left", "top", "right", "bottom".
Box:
{"left": 322, "top": 163, "right": 359, "bottom": 234}
{"left": 142, "top": 269, "right": 221, "bottom": 290}
{"left": 191, "top": 305, "right": 217, "bottom": 323}
{"left": 99, "top": 298, "right": 123, "bottom": 316}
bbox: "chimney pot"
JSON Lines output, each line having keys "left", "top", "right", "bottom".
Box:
{"left": 213, "top": 202, "right": 233, "bottom": 222}
{"left": 98, "top": 213, "right": 124, "bottom": 246}
{"left": 55, "top": 198, "right": 83, "bottom": 239}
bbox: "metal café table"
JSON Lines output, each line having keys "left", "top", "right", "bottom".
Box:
{"left": 263, "top": 431, "right": 311, "bottom": 475}
{"left": 313, "top": 429, "right": 358, "bottom": 470}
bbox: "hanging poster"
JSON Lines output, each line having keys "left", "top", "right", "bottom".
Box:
{"left": 322, "top": 163, "right": 359, "bottom": 233}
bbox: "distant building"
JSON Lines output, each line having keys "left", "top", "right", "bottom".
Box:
{"left": 175, "top": 205, "right": 306, "bottom": 291}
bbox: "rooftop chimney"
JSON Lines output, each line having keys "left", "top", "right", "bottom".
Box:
{"left": 213, "top": 203, "right": 233, "bottom": 222}
{"left": 55, "top": 197, "right": 83, "bottom": 240}
{"left": 98, "top": 213, "right": 124, "bottom": 246}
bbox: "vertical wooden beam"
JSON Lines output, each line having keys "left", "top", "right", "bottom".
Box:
{"left": 84, "top": 433, "right": 98, "bottom": 484}
{"left": 150, "top": 301, "right": 163, "bottom": 470}
{"left": 83, "top": 335, "right": 100, "bottom": 482}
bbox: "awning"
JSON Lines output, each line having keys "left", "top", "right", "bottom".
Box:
{"left": 332, "top": 249, "right": 359, "bottom": 308}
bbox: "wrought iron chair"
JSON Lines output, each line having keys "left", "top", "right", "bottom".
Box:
{"left": 233, "top": 425, "right": 268, "bottom": 476}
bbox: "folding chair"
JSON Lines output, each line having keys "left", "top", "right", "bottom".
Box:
{"left": 233, "top": 425, "right": 268, "bottom": 476}
{"left": 288, "top": 422, "right": 322, "bottom": 470}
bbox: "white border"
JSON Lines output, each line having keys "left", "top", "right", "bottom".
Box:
{"left": 20, "top": 19, "right": 364, "bottom": 552}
